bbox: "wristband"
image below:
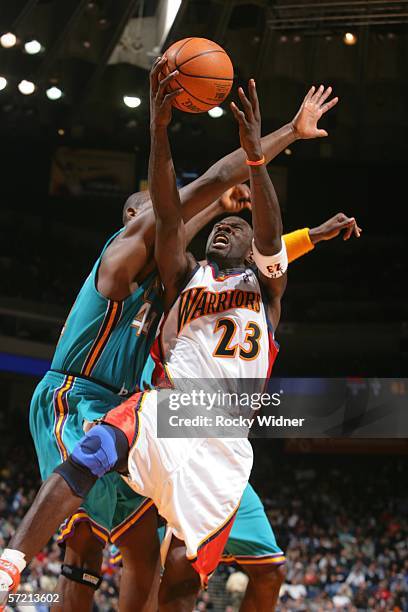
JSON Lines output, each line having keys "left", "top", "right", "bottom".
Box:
{"left": 246, "top": 155, "right": 265, "bottom": 166}
{"left": 283, "top": 228, "right": 314, "bottom": 264}
{"left": 252, "top": 239, "right": 288, "bottom": 279}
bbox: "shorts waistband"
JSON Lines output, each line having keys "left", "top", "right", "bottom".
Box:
{"left": 44, "top": 369, "right": 127, "bottom": 396}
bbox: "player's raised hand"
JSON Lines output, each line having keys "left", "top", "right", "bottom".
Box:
{"left": 309, "top": 213, "right": 362, "bottom": 243}
{"left": 149, "top": 56, "right": 182, "bottom": 128}
{"left": 230, "top": 79, "right": 263, "bottom": 161}
{"left": 291, "top": 85, "right": 339, "bottom": 139}
{"left": 219, "top": 184, "right": 252, "bottom": 211}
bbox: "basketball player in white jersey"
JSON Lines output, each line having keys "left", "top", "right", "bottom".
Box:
{"left": 0, "top": 74, "right": 288, "bottom": 607}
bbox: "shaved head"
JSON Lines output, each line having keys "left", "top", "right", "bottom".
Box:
{"left": 122, "top": 190, "right": 152, "bottom": 225}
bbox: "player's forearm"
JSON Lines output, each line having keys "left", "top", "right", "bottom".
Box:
{"left": 178, "top": 123, "right": 296, "bottom": 222}
{"left": 185, "top": 199, "right": 223, "bottom": 245}
{"left": 149, "top": 125, "right": 182, "bottom": 226}
{"left": 250, "top": 163, "right": 283, "bottom": 255}
{"left": 208, "top": 123, "right": 296, "bottom": 187}
{"left": 9, "top": 474, "right": 82, "bottom": 563}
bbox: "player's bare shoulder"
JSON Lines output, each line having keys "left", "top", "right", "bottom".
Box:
{"left": 97, "top": 209, "right": 156, "bottom": 300}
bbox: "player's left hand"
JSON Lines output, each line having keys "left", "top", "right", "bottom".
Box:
{"left": 230, "top": 80, "right": 263, "bottom": 161}
{"left": 219, "top": 184, "right": 252, "bottom": 211}
{"left": 292, "top": 85, "right": 339, "bottom": 139}
{"left": 150, "top": 56, "right": 183, "bottom": 128}
{"left": 309, "top": 213, "right": 362, "bottom": 243}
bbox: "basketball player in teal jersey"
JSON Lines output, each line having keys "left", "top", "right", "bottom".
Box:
{"left": 29, "top": 57, "right": 345, "bottom": 612}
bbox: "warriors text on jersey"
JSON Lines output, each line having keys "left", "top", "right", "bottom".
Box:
{"left": 151, "top": 262, "right": 278, "bottom": 383}
{"left": 102, "top": 262, "right": 280, "bottom": 581}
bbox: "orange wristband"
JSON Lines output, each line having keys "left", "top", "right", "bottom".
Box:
{"left": 246, "top": 155, "right": 265, "bottom": 166}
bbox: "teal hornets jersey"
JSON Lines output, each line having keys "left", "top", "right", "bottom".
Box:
{"left": 51, "top": 230, "right": 163, "bottom": 395}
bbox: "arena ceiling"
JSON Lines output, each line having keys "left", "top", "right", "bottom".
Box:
{"left": 0, "top": 0, "right": 407, "bottom": 164}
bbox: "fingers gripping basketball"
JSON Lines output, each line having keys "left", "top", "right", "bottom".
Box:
{"left": 162, "top": 37, "right": 234, "bottom": 113}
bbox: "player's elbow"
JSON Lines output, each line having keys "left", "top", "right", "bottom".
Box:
{"left": 267, "top": 276, "right": 287, "bottom": 302}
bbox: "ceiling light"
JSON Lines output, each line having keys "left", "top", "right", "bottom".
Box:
{"left": 0, "top": 77, "right": 7, "bottom": 91}
{"left": 1, "top": 32, "right": 17, "bottom": 48}
{"left": 24, "top": 39, "right": 42, "bottom": 54}
{"left": 208, "top": 106, "right": 224, "bottom": 118}
{"left": 123, "top": 95, "right": 141, "bottom": 108}
{"left": 18, "top": 80, "right": 36, "bottom": 95}
{"left": 46, "top": 86, "right": 63, "bottom": 100}
{"left": 343, "top": 32, "right": 357, "bottom": 46}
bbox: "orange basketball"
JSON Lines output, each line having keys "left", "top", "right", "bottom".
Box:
{"left": 163, "top": 37, "right": 234, "bottom": 113}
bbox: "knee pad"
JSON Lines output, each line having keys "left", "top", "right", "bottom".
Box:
{"left": 70, "top": 423, "right": 128, "bottom": 478}
{"left": 54, "top": 423, "right": 129, "bottom": 498}
{"left": 61, "top": 564, "right": 102, "bottom": 590}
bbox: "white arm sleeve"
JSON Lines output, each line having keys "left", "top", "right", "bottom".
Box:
{"left": 252, "top": 239, "right": 288, "bottom": 279}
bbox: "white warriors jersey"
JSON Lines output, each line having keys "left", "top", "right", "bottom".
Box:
{"left": 115, "top": 263, "right": 281, "bottom": 581}
{"left": 151, "top": 263, "right": 279, "bottom": 384}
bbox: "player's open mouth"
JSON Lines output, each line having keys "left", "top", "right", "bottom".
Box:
{"left": 212, "top": 232, "right": 230, "bottom": 248}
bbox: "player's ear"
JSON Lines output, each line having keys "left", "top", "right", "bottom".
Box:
{"left": 126, "top": 207, "right": 137, "bottom": 219}
{"left": 245, "top": 250, "right": 254, "bottom": 266}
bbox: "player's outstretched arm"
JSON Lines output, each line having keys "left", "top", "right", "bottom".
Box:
{"left": 98, "top": 84, "right": 338, "bottom": 301}
{"left": 284, "top": 213, "right": 362, "bottom": 263}
{"left": 178, "top": 85, "right": 338, "bottom": 222}
{"left": 148, "top": 58, "right": 196, "bottom": 310}
{"left": 230, "top": 81, "right": 287, "bottom": 329}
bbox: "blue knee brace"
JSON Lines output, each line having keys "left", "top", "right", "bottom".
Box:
{"left": 54, "top": 424, "right": 129, "bottom": 499}
{"left": 71, "top": 423, "right": 127, "bottom": 477}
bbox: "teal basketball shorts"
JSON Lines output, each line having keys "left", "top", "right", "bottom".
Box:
{"left": 221, "top": 483, "right": 286, "bottom": 566}
{"left": 29, "top": 370, "right": 153, "bottom": 545}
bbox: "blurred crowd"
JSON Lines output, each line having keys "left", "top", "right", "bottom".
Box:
{"left": 1, "top": 444, "right": 407, "bottom": 611}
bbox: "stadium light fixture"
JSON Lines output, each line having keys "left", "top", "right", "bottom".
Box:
{"left": 24, "top": 40, "right": 42, "bottom": 55}
{"left": 46, "top": 86, "right": 63, "bottom": 100}
{"left": 123, "top": 95, "right": 141, "bottom": 108}
{"left": 208, "top": 106, "right": 224, "bottom": 118}
{"left": 344, "top": 32, "right": 357, "bottom": 45}
{"left": 1, "top": 32, "right": 17, "bottom": 48}
{"left": 18, "top": 80, "right": 36, "bottom": 95}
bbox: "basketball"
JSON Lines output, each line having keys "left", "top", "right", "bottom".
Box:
{"left": 162, "top": 37, "right": 234, "bottom": 113}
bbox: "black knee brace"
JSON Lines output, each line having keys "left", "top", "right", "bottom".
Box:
{"left": 61, "top": 564, "right": 102, "bottom": 590}
{"left": 54, "top": 457, "right": 98, "bottom": 499}
{"left": 54, "top": 423, "right": 129, "bottom": 498}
